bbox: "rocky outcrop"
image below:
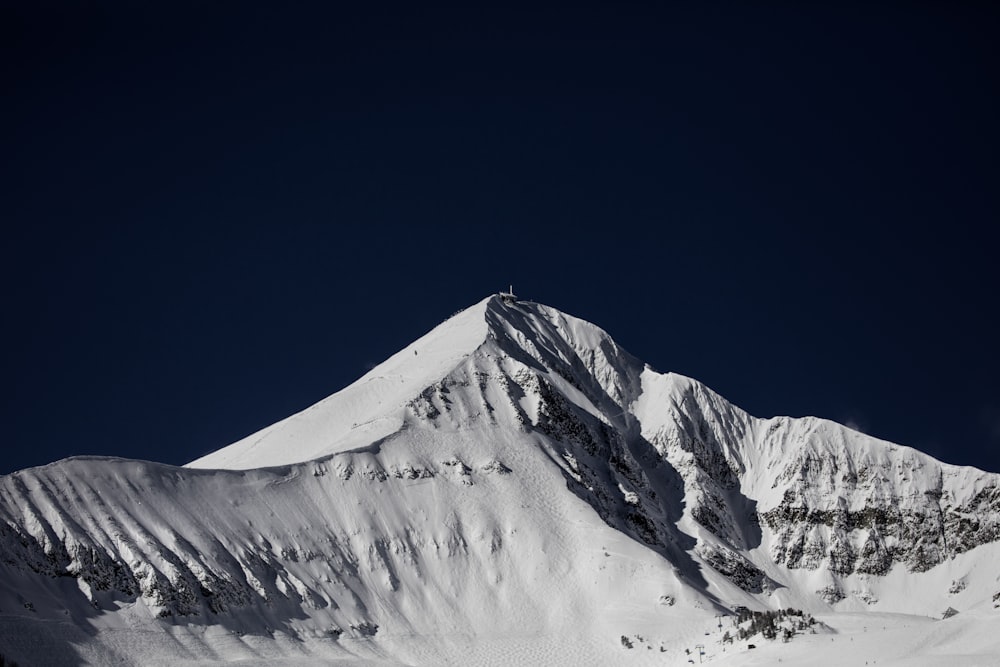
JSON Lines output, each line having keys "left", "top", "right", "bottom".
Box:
{"left": 761, "top": 469, "right": 1000, "bottom": 575}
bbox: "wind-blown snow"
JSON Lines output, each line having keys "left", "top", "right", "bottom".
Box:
{"left": 2, "top": 294, "right": 998, "bottom": 666}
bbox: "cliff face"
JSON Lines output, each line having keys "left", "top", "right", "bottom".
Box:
{"left": 632, "top": 370, "right": 1000, "bottom": 599}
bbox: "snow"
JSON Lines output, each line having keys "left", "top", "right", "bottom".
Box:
{"left": 710, "top": 611, "right": 1000, "bottom": 666}
{"left": 2, "top": 294, "right": 998, "bottom": 665}
{"left": 187, "top": 297, "right": 493, "bottom": 470}
{"left": 0, "top": 447, "right": 718, "bottom": 665}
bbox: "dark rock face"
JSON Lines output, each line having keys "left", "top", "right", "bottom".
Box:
{"left": 696, "top": 544, "right": 771, "bottom": 593}
{"left": 762, "top": 477, "right": 1000, "bottom": 575}
{"left": 634, "top": 373, "right": 1000, "bottom": 593}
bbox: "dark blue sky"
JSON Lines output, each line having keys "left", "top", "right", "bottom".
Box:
{"left": 3, "top": 2, "right": 998, "bottom": 475}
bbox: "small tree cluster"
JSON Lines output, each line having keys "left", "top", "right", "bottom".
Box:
{"left": 735, "top": 608, "right": 814, "bottom": 642}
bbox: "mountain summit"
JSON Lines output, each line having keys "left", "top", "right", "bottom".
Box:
{"left": 187, "top": 294, "right": 640, "bottom": 470}
{"left": 2, "top": 294, "right": 999, "bottom": 665}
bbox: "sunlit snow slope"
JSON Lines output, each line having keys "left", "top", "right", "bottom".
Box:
{"left": 187, "top": 296, "right": 493, "bottom": 469}
{"left": 1, "top": 295, "right": 998, "bottom": 666}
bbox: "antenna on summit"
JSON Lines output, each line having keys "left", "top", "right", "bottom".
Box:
{"left": 500, "top": 284, "right": 517, "bottom": 304}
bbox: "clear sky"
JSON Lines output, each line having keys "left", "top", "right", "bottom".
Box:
{"left": 3, "top": 2, "right": 998, "bottom": 475}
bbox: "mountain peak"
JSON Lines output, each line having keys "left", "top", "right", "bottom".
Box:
{"left": 7, "top": 295, "right": 1000, "bottom": 667}
{"left": 187, "top": 295, "right": 495, "bottom": 469}
{"left": 186, "top": 294, "right": 634, "bottom": 470}
{"left": 183, "top": 294, "right": 1000, "bottom": 601}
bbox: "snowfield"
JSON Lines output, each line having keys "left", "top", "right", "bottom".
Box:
{"left": 1, "top": 295, "right": 998, "bottom": 665}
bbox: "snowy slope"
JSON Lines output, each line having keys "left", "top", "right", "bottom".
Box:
{"left": 187, "top": 296, "right": 494, "bottom": 469}
{"left": 2, "top": 294, "right": 999, "bottom": 665}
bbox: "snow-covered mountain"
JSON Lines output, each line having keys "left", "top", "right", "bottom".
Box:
{"left": 2, "top": 295, "right": 998, "bottom": 665}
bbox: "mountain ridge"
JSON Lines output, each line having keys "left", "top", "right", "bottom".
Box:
{"left": 2, "top": 293, "right": 998, "bottom": 665}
